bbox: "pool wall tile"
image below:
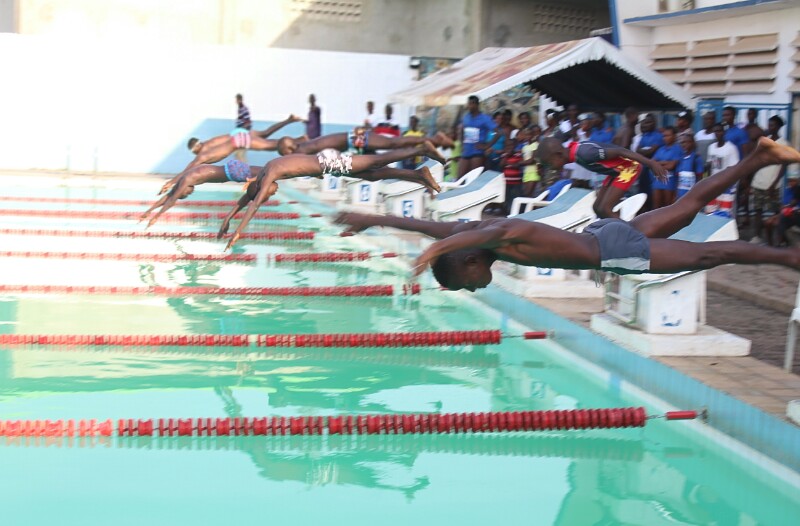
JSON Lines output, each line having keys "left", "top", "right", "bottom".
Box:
{"left": 477, "top": 286, "right": 800, "bottom": 474}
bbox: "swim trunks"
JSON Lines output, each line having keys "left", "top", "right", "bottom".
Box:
{"left": 347, "top": 127, "right": 369, "bottom": 154}
{"left": 569, "top": 142, "right": 642, "bottom": 191}
{"left": 584, "top": 218, "right": 650, "bottom": 275}
{"left": 318, "top": 148, "right": 353, "bottom": 177}
{"left": 224, "top": 159, "right": 251, "bottom": 183}
{"left": 230, "top": 128, "right": 251, "bottom": 149}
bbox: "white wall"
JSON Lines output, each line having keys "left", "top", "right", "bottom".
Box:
{"left": 0, "top": 34, "right": 415, "bottom": 174}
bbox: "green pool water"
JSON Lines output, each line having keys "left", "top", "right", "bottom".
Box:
{"left": 0, "top": 177, "right": 798, "bottom": 526}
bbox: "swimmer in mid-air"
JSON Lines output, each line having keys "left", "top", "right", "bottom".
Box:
{"left": 335, "top": 138, "right": 800, "bottom": 291}
{"left": 536, "top": 137, "right": 669, "bottom": 218}
{"left": 219, "top": 142, "right": 443, "bottom": 249}
{"left": 159, "top": 114, "right": 305, "bottom": 195}
{"left": 276, "top": 128, "right": 454, "bottom": 165}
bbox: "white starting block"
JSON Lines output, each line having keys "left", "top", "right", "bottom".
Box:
{"left": 592, "top": 213, "right": 750, "bottom": 356}
{"left": 378, "top": 160, "right": 443, "bottom": 219}
{"left": 429, "top": 170, "right": 505, "bottom": 222}
{"left": 341, "top": 177, "right": 380, "bottom": 212}
{"left": 316, "top": 173, "right": 346, "bottom": 201}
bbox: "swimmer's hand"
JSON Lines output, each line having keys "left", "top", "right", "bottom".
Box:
{"left": 334, "top": 212, "right": 375, "bottom": 235}
{"left": 217, "top": 219, "right": 231, "bottom": 239}
{"left": 224, "top": 233, "right": 240, "bottom": 251}
{"left": 648, "top": 161, "right": 669, "bottom": 182}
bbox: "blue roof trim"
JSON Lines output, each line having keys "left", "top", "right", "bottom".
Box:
{"left": 623, "top": 0, "right": 781, "bottom": 24}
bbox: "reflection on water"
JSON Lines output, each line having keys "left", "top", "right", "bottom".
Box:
{"left": 0, "top": 182, "right": 798, "bottom": 525}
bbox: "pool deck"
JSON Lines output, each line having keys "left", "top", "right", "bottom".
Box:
{"left": 534, "top": 263, "right": 800, "bottom": 424}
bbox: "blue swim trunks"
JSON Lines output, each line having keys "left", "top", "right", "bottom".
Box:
{"left": 224, "top": 159, "right": 251, "bottom": 183}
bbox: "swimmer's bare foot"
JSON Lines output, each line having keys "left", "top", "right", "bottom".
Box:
{"left": 416, "top": 166, "right": 441, "bottom": 194}
{"left": 290, "top": 114, "right": 303, "bottom": 123}
{"left": 755, "top": 137, "right": 800, "bottom": 165}
{"left": 433, "top": 131, "right": 455, "bottom": 149}
{"left": 420, "top": 140, "right": 446, "bottom": 165}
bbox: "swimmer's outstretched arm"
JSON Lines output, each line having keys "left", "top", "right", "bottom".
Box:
{"left": 254, "top": 114, "right": 304, "bottom": 138}
{"left": 412, "top": 223, "right": 520, "bottom": 277}
{"left": 217, "top": 192, "right": 254, "bottom": 240}
{"left": 223, "top": 177, "right": 280, "bottom": 250}
{"left": 334, "top": 212, "right": 475, "bottom": 239}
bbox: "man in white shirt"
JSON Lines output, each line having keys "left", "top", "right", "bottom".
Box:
{"left": 751, "top": 116, "right": 790, "bottom": 243}
{"left": 364, "top": 100, "right": 377, "bottom": 129}
{"left": 705, "top": 123, "right": 741, "bottom": 218}
{"left": 694, "top": 111, "right": 717, "bottom": 166}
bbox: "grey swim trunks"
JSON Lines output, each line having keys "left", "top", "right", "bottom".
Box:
{"left": 584, "top": 218, "right": 650, "bottom": 275}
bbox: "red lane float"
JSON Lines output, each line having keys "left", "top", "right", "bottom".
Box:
{"left": 0, "top": 407, "right": 664, "bottom": 437}
{"left": 0, "top": 196, "right": 279, "bottom": 207}
{"left": 256, "top": 330, "right": 502, "bottom": 348}
{"left": 0, "top": 210, "right": 300, "bottom": 222}
{"left": 273, "top": 252, "right": 399, "bottom": 262}
{"left": 0, "top": 228, "right": 315, "bottom": 240}
{"left": 0, "top": 250, "right": 255, "bottom": 263}
{"left": 0, "top": 284, "right": 408, "bottom": 297}
{"left": 0, "top": 329, "right": 517, "bottom": 348}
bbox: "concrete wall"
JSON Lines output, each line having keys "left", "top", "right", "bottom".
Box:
{"left": 0, "top": 0, "right": 16, "bottom": 32}
{"left": 0, "top": 33, "right": 415, "bottom": 174}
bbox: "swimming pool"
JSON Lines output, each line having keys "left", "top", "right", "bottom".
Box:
{"left": 0, "top": 173, "right": 798, "bottom": 525}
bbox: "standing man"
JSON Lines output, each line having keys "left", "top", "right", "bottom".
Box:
{"left": 751, "top": 116, "right": 790, "bottom": 243}
{"left": 459, "top": 95, "right": 496, "bottom": 178}
{"left": 374, "top": 104, "right": 401, "bottom": 137}
{"left": 235, "top": 94, "right": 252, "bottom": 162}
{"left": 613, "top": 107, "right": 638, "bottom": 149}
{"left": 635, "top": 114, "right": 665, "bottom": 210}
{"left": 694, "top": 111, "right": 717, "bottom": 166}
{"left": 364, "top": 101, "right": 377, "bottom": 129}
{"left": 722, "top": 106, "right": 749, "bottom": 157}
{"left": 401, "top": 115, "right": 426, "bottom": 169}
{"left": 705, "top": 123, "right": 741, "bottom": 218}
{"left": 675, "top": 110, "right": 694, "bottom": 139}
{"left": 307, "top": 94, "right": 322, "bottom": 139}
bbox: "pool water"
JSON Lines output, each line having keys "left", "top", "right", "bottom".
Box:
{"left": 0, "top": 175, "right": 798, "bottom": 526}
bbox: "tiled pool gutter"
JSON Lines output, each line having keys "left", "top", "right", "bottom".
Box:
{"left": 476, "top": 285, "right": 800, "bottom": 475}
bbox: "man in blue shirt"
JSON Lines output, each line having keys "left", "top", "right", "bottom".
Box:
{"left": 459, "top": 95, "right": 495, "bottom": 178}
{"left": 676, "top": 134, "right": 705, "bottom": 200}
{"left": 722, "top": 106, "right": 749, "bottom": 157}
{"left": 635, "top": 114, "right": 665, "bottom": 209}
{"left": 650, "top": 126, "right": 683, "bottom": 208}
{"left": 589, "top": 112, "right": 615, "bottom": 144}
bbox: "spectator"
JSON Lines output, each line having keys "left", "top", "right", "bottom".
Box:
{"left": 722, "top": 106, "right": 749, "bottom": 157}
{"left": 306, "top": 94, "right": 321, "bottom": 139}
{"left": 559, "top": 103, "right": 580, "bottom": 137}
{"left": 676, "top": 134, "right": 704, "bottom": 200}
{"left": 776, "top": 173, "right": 800, "bottom": 246}
{"left": 500, "top": 129, "right": 527, "bottom": 215}
{"left": 486, "top": 109, "right": 515, "bottom": 171}
{"left": 444, "top": 124, "right": 462, "bottom": 182}
{"left": 694, "top": 111, "right": 717, "bottom": 166}
{"left": 635, "top": 113, "right": 665, "bottom": 209}
{"left": 705, "top": 123, "right": 741, "bottom": 218}
{"left": 542, "top": 108, "right": 560, "bottom": 138}
{"left": 564, "top": 114, "right": 597, "bottom": 190}
{"left": 613, "top": 107, "right": 638, "bottom": 149}
{"left": 521, "top": 125, "right": 541, "bottom": 197}
{"left": 750, "top": 116, "right": 789, "bottom": 244}
{"left": 738, "top": 123, "right": 765, "bottom": 227}
{"left": 675, "top": 110, "right": 694, "bottom": 139}
{"left": 459, "top": 95, "right": 495, "bottom": 178}
{"left": 510, "top": 111, "right": 531, "bottom": 139}
{"left": 740, "top": 107, "right": 759, "bottom": 129}
{"left": 650, "top": 126, "right": 682, "bottom": 209}
{"left": 374, "top": 104, "right": 400, "bottom": 137}
{"left": 234, "top": 94, "right": 252, "bottom": 163}
{"left": 364, "top": 100, "right": 377, "bottom": 129}
{"left": 401, "top": 115, "right": 426, "bottom": 169}
{"left": 589, "top": 112, "right": 615, "bottom": 143}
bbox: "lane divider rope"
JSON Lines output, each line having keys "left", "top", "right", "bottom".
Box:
{"left": 0, "top": 250, "right": 255, "bottom": 263}
{"left": 0, "top": 210, "right": 310, "bottom": 221}
{"left": 0, "top": 329, "right": 544, "bottom": 348}
{"left": 0, "top": 196, "right": 282, "bottom": 207}
{"left": 0, "top": 284, "right": 419, "bottom": 297}
{"left": 0, "top": 408, "right": 701, "bottom": 437}
{"left": 0, "top": 228, "right": 315, "bottom": 240}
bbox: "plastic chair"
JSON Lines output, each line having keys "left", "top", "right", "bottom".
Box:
{"left": 438, "top": 167, "right": 483, "bottom": 192}
{"left": 509, "top": 181, "right": 572, "bottom": 216}
{"left": 613, "top": 193, "right": 647, "bottom": 221}
{"left": 785, "top": 283, "right": 800, "bottom": 371}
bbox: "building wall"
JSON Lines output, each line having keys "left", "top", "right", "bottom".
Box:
{"left": 0, "top": 33, "right": 415, "bottom": 174}
{"left": 0, "top": 0, "right": 16, "bottom": 32}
